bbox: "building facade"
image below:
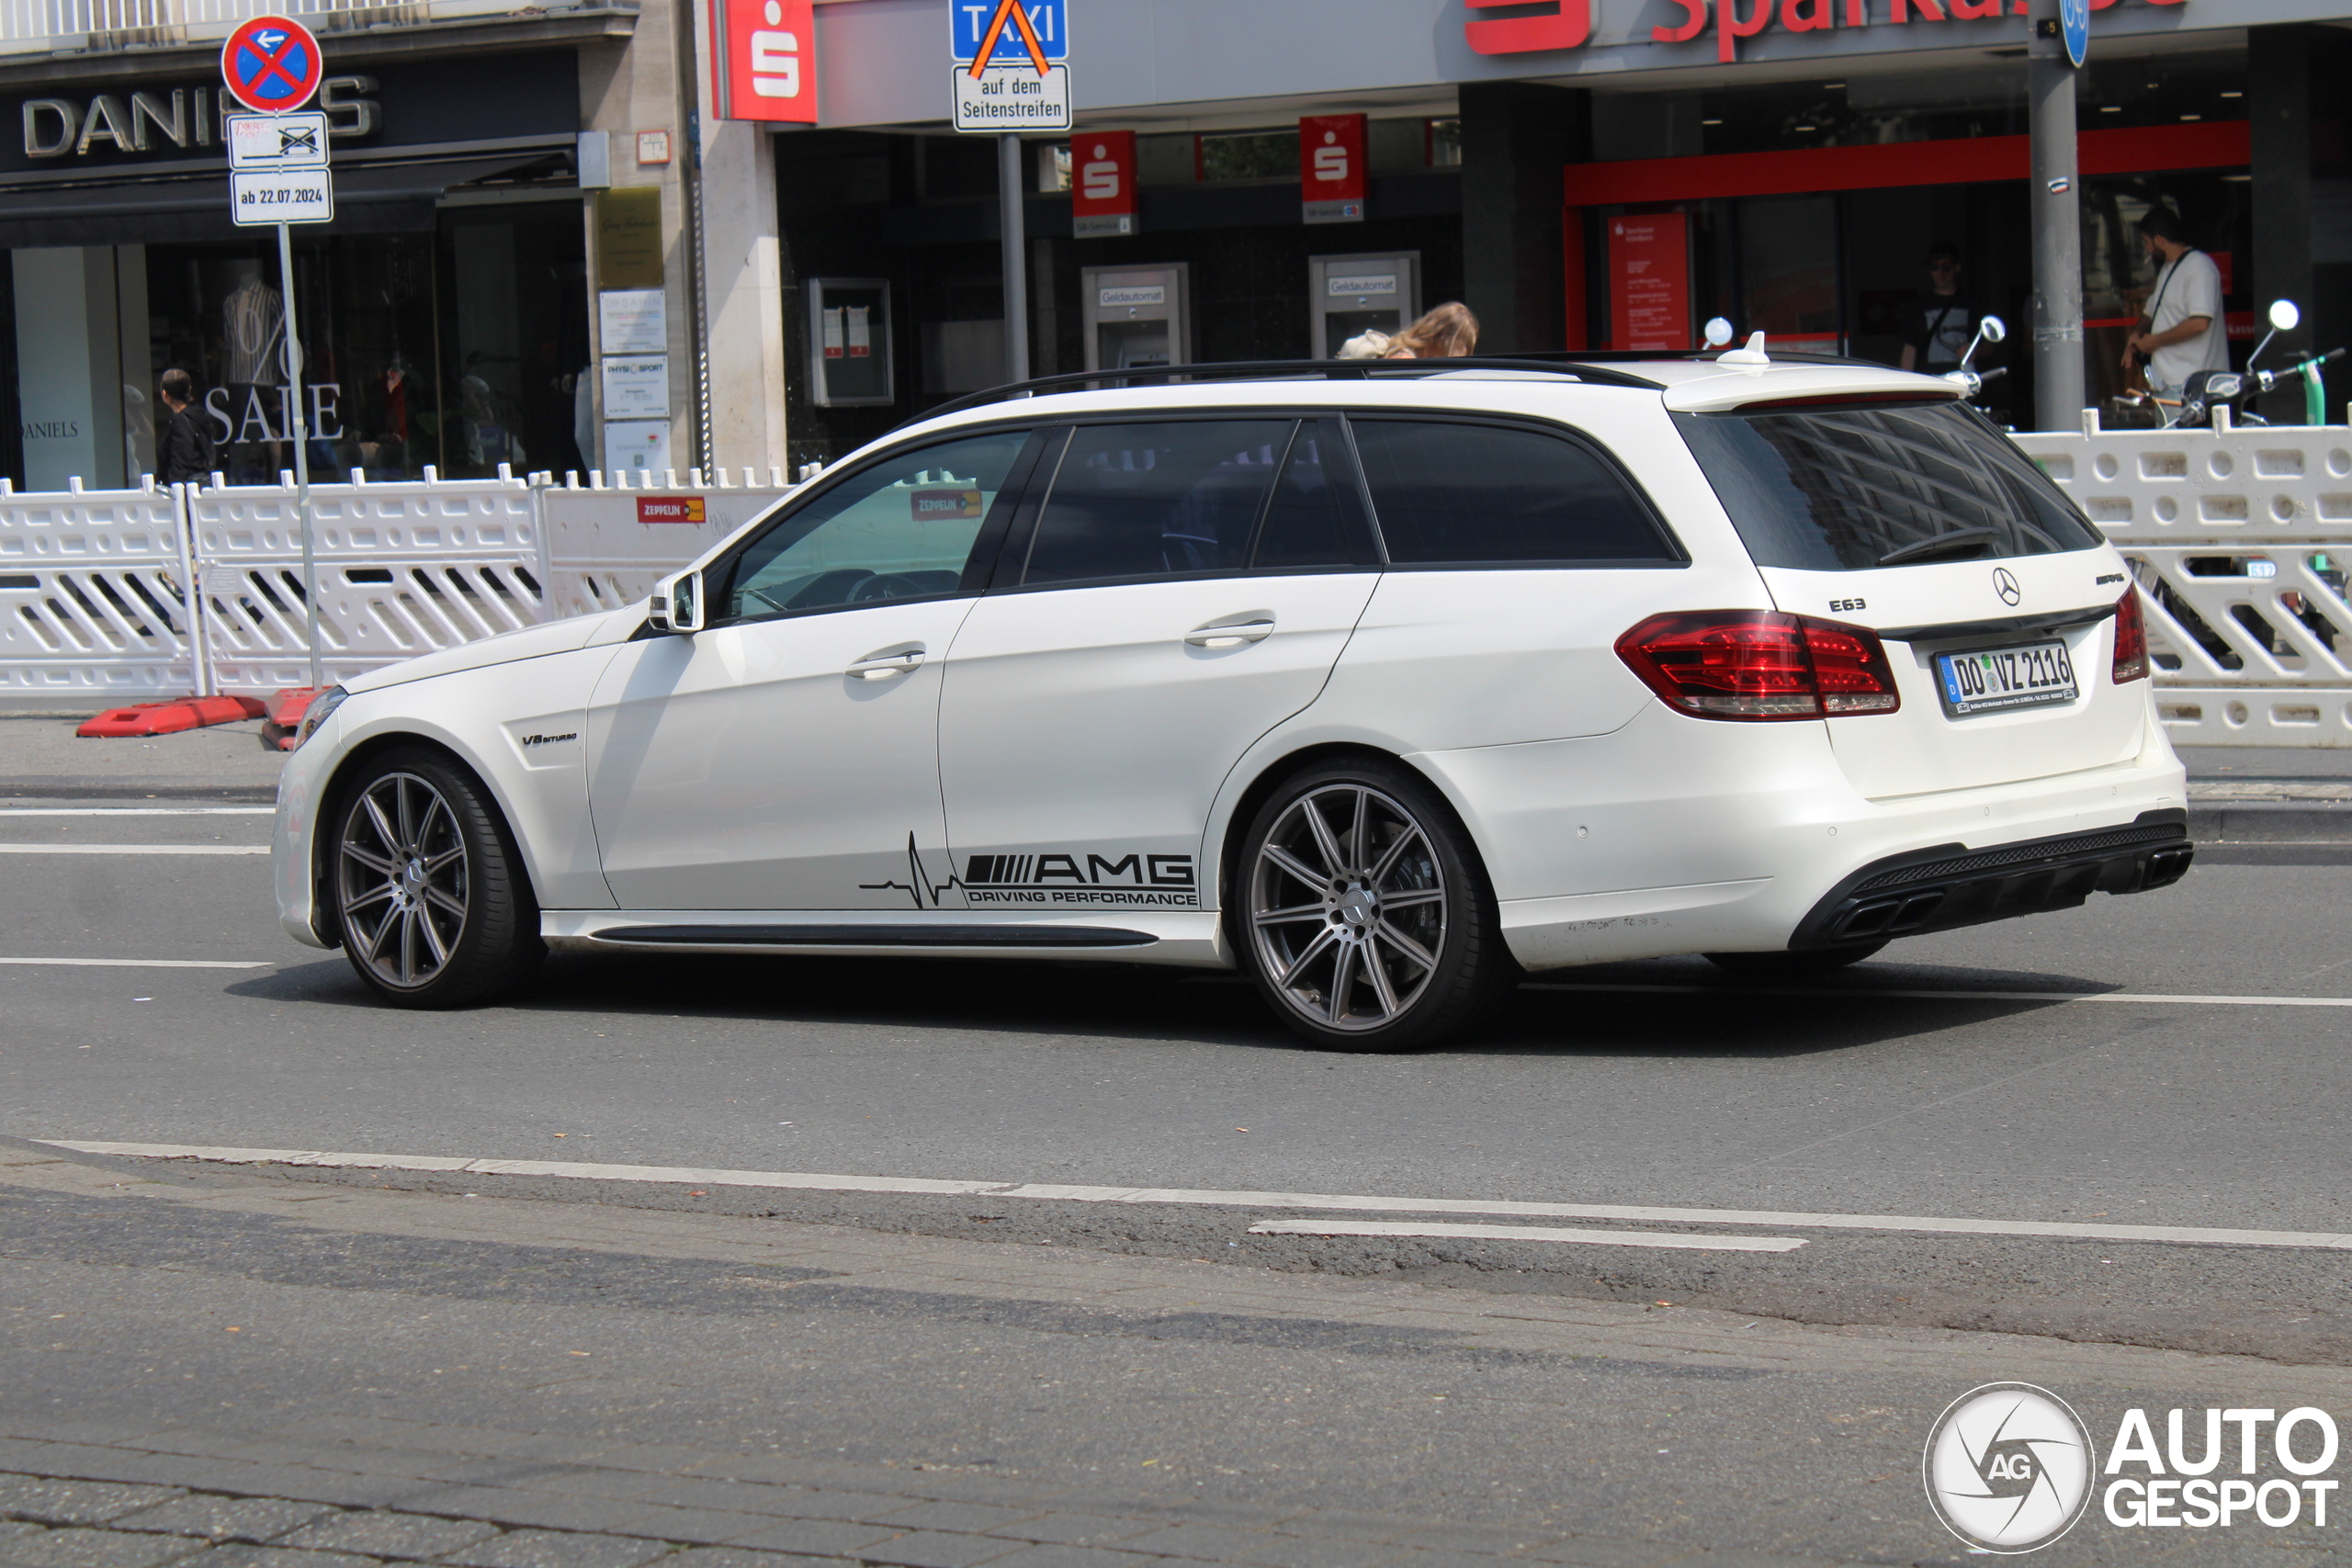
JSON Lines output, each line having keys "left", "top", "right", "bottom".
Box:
{"left": 0, "top": 0, "right": 789, "bottom": 491}
{"left": 767, "top": 0, "right": 2347, "bottom": 465}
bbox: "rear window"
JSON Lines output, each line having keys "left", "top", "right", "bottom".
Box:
{"left": 1350, "top": 418, "right": 1679, "bottom": 566}
{"left": 1671, "top": 402, "right": 2102, "bottom": 573}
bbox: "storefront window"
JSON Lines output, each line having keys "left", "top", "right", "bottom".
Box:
{"left": 137, "top": 203, "right": 584, "bottom": 485}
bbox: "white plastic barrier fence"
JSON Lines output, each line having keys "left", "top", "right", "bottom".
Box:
{"left": 188, "top": 468, "right": 547, "bottom": 694}
{"left": 539, "top": 467, "right": 795, "bottom": 621}
{"left": 2015, "top": 415, "right": 2352, "bottom": 749}
{"left": 0, "top": 479, "right": 202, "bottom": 709}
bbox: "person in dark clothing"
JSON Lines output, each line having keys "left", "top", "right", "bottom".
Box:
{"left": 156, "top": 368, "right": 216, "bottom": 486}
{"left": 1899, "top": 242, "right": 1980, "bottom": 374}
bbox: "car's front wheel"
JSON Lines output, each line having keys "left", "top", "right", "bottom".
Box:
{"left": 1235, "top": 759, "right": 1513, "bottom": 1052}
{"left": 333, "top": 748, "right": 542, "bottom": 1008}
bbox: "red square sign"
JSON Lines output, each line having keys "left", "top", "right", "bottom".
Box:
{"left": 1072, "top": 130, "right": 1136, "bottom": 237}
{"left": 714, "top": 0, "right": 817, "bottom": 123}
{"left": 1300, "top": 114, "right": 1366, "bottom": 224}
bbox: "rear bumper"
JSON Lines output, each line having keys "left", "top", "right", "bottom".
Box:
{"left": 1789, "top": 808, "right": 2193, "bottom": 950}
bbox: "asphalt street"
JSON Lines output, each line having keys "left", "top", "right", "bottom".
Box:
{"left": 4, "top": 716, "right": 2350, "bottom": 1564}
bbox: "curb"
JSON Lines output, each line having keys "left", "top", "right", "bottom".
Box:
{"left": 2188, "top": 801, "right": 2349, "bottom": 843}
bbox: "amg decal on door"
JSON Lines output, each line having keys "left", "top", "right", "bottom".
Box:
{"left": 965, "top": 852, "right": 1198, "bottom": 908}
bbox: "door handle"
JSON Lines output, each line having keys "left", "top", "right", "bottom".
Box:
{"left": 847, "top": 646, "right": 925, "bottom": 680}
{"left": 1184, "top": 616, "right": 1276, "bottom": 649}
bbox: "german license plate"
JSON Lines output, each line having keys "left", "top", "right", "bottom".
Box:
{"left": 1935, "top": 638, "right": 2078, "bottom": 716}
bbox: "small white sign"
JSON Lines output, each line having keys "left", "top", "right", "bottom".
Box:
{"left": 1097, "top": 284, "right": 1166, "bottom": 309}
{"left": 951, "top": 63, "right": 1070, "bottom": 133}
{"left": 1329, "top": 273, "right": 1397, "bottom": 298}
{"left": 604, "top": 418, "right": 671, "bottom": 475}
{"left": 227, "top": 111, "right": 329, "bottom": 170}
{"left": 599, "top": 289, "right": 667, "bottom": 355}
{"left": 232, "top": 167, "right": 333, "bottom": 225}
{"left": 601, "top": 355, "right": 670, "bottom": 419}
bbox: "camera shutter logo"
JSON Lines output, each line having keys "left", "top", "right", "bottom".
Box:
{"left": 1923, "top": 1382, "right": 2096, "bottom": 1552}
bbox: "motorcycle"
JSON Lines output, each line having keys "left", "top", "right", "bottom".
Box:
{"left": 1939, "top": 315, "right": 2008, "bottom": 410}
{"left": 2162, "top": 300, "right": 2343, "bottom": 429}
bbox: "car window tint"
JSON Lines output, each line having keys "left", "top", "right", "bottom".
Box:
{"left": 1253, "top": 418, "right": 1380, "bottom": 570}
{"left": 1670, "top": 401, "right": 2103, "bottom": 572}
{"left": 1025, "top": 421, "right": 1293, "bottom": 584}
{"left": 1350, "top": 418, "right": 1674, "bottom": 564}
{"left": 723, "top": 429, "right": 1029, "bottom": 619}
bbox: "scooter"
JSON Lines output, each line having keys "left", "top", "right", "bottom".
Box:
{"left": 1939, "top": 315, "right": 2007, "bottom": 408}
{"left": 2164, "top": 300, "right": 2343, "bottom": 429}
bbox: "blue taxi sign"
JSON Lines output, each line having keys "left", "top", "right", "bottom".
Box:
{"left": 952, "top": 0, "right": 1065, "bottom": 66}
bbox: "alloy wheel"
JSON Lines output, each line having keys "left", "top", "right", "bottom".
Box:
{"left": 339, "top": 771, "right": 471, "bottom": 989}
{"left": 1248, "top": 784, "right": 1448, "bottom": 1033}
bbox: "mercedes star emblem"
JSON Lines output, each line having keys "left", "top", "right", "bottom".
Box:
{"left": 1993, "top": 568, "right": 2022, "bottom": 606}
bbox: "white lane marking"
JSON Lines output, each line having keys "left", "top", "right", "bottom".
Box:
{"left": 0, "top": 844, "right": 269, "bottom": 856}
{"left": 1249, "top": 1219, "right": 1807, "bottom": 1253}
{"left": 0, "top": 958, "right": 268, "bottom": 970}
{"left": 43, "top": 1141, "right": 2352, "bottom": 1251}
{"left": 1523, "top": 983, "right": 2352, "bottom": 1009}
{"left": 0, "top": 807, "right": 275, "bottom": 818}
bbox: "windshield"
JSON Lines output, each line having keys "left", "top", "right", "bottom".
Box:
{"left": 1671, "top": 401, "right": 2101, "bottom": 572}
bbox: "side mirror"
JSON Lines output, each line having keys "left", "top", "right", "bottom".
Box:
{"left": 1702, "top": 317, "right": 1736, "bottom": 349}
{"left": 1977, "top": 314, "right": 2007, "bottom": 345}
{"left": 648, "top": 569, "right": 706, "bottom": 636}
{"left": 2269, "top": 299, "right": 2301, "bottom": 333}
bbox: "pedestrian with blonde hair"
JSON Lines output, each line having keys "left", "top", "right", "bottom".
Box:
{"left": 1383, "top": 302, "right": 1479, "bottom": 358}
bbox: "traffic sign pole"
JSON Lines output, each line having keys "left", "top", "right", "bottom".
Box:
{"left": 277, "top": 219, "right": 320, "bottom": 692}
{"left": 222, "top": 15, "right": 328, "bottom": 688}
{"left": 1000, "top": 133, "right": 1028, "bottom": 385}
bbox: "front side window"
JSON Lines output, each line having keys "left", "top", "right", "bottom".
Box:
{"left": 1670, "top": 401, "right": 2103, "bottom": 572}
{"left": 1350, "top": 418, "right": 1679, "bottom": 566}
{"left": 1023, "top": 420, "right": 1294, "bottom": 584}
{"left": 718, "top": 429, "right": 1031, "bottom": 620}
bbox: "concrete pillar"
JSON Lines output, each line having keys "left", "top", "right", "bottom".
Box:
{"left": 698, "top": 118, "right": 788, "bottom": 472}
{"left": 1458, "top": 82, "right": 1588, "bottom": 355}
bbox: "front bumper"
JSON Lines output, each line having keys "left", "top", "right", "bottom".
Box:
{"left": 1789, "top": 808, "right": 2193, "bottom": 950}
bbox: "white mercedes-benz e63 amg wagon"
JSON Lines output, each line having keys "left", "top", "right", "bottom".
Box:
{"left": 273, "top": 350, "right": 2191, "bottom": 1049}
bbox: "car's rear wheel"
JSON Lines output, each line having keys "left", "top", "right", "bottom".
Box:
{"left": 1236, "top": 760, "right": 1512, "bottom": 1052}
{"left": 1702, "top": 942, "right": 1887, "bottom": 979}
{"left": 333, "top": 748, "right": 542, "bottom": 1008}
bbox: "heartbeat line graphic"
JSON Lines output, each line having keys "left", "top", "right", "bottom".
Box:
{"left": 858, "top": 832, "right": 965, "bottom": 909}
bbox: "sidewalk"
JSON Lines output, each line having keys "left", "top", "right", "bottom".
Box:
{"left": 2177, "top": 744, "right": 2351, "bottom": 856}
{"left": 0, "top": 714, "right": 283, "bottom": 804}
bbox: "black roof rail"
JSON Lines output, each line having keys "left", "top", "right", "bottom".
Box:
{"left": 905, "top": 355, "right": 1667, "bottom": 426}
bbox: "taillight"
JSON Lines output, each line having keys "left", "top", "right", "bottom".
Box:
{"left": 2111, "top": 587, "right": 2148, "bottom": 684}
{"left": 1615, "top": 610, "right": 1902, "bottom": 721}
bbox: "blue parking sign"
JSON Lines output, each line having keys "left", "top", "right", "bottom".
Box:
{"left": 951, "top": 0, "right": 1066, "bottom": 65}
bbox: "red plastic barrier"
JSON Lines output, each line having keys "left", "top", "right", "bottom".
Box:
{"left": 76, "top": 695, "right": 266, "bottom": 739}
{"left": 261, "top": 686, "right": 334, "bottom": 751}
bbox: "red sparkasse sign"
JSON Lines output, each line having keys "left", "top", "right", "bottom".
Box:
{"left": 220, "top": 15, "right": 324, "bottom": 114}
{"left": 712, "top": 0, "right": 816, "bottom": 123}
{"left": 1299, "top": 113, "right": 1366, "bottom": 224}
{"left": 1072, "top": 130, "right": 1137, "bottom": 236}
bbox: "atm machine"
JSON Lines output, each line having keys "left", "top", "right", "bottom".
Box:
{"left": 1309, "top": 252, "right": 1420, "bottom": 359}
{"left": 1081, "top": 264, "right": 1191, "bottom": 372}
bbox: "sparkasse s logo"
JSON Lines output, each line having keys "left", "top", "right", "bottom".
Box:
{"left": 1923, "top": 1383, "right": 2096, "bottom": 1552}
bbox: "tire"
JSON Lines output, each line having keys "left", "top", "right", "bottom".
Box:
{"left": 331, "top": 747, "right": 543, "bottom": 1008}
{"left": 1232, "top": 758, "right": 1514, "bottom": 1052}
{"left": 1702, "top": 942, "right": 1887, "bottom": 979}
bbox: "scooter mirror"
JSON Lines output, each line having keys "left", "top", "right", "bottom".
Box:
{"left": 1978, "top": 315, "right": 2007, "bottom": 345}
{"left": 1703, "top": 317, "right": 1735, "bottom": 348}
{"left": 2268, "top": 300, "right": 2301, "bottom": 333}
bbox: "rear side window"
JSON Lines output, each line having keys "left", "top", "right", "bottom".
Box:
{"left": 1025, "top": 420, "right": 1292, "bottom": 584}
{"left": 1350, "top": 418, "right": 1679, "bottom": 566}
{"left": 1671, "top": 401, "right": 2103, "bottom": 572}
{"left": 1255, "top": 418, "right": 1380, "bottom": 570}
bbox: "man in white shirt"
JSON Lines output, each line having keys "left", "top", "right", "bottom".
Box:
{"left": 2122, "top": 206, "right": 2228, "bottom": 397}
